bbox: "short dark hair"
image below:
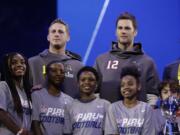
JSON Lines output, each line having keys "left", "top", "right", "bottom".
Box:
{"left": 46, "top": 60, "right": 64, "bottom": 75}
{"left": 49, "top": 18, "right": 69, "bottom": 33}
{"left": 120, "top": 65, "right": 141, "bottom": 84}
{"left": 116, "top": 12, "right": 137, "bottom": 30}
{"left": 77, "top": 66, "right": 99, "bottom": 82}
{"left": 158, "top": 80, "right": 180, "bottom": 96}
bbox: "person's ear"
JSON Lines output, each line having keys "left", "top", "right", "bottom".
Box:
{"left": 134, "top": 30, "right": 138, "bottom": 37}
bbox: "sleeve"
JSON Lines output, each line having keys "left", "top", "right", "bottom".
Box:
{"left": 0, "top": 82, "right": 9, "bottom": 111}
{"left": 102, "top": 101, "right": 111, "bottom": 130}
{"left": 146, "top": 61, "right": 160, "bottom": 104}
{"left": 141, "top": 106, "right": 156, "bottom": 135}
{"left": 104, "top": 105, "right": 118, "bottom": 135}
{"left": 63, "top": 104, "right": 73, "bottom": 134}
{"left": 31, "top": 92, "right": 40, "bottom": 121}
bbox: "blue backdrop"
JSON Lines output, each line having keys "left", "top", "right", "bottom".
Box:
{"left": 58, "top": 0, "right": 180, "bottom": 79}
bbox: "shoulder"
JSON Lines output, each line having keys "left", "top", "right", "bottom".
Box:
{"left": 95, "top": 52, "right": 111, "bottom": 61}
{"left": 61, "top": 92, "right": 74, "bottom": 103}
{"left": 28, "top": 55, "right": 41, "bottom": 63}
{"left": 139, "top": 101, "right": 153, "bottom": 111}
{"left": 0, "top": 81, "right": 10, "bottom": 91}
{"left": 28, "top": 50, "right": 48, "bottom": 63}
{"left": 0, "top": 81, "right": 8, "bottom": 87}
{"left": 164, "top": 59, "right": 180, "bottom": 69}
{"left": 108, "top": 101, "right": 121, "bottom": 110}
{"left": 97, "top": 98, "right": 111, "bottom": 105}
{"left": 138, "top": 53, "right": 155, "bottom": 63}
{"left": 31, "top": 87, "right": 46, "bottom": 97}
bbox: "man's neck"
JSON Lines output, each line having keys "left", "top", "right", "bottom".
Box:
{"left": 49, "top": 46, "right": 66, "bottom": 55}
{"left": 47, "top": 85, "right": 61, "bottom": 96}
{"left": 118, "top": 42, "right": 134, "bottom": 51}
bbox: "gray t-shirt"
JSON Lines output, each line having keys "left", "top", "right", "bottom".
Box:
{"left": 29, "top": 49, "right": 83, "bottom": 98}
{"left": 32, "top": 88, "right": 73, "bottom": 135}
{"left": 105, "top": 101, "right": 155, "bottom": 135}
{"left": 0, "top": 81, "right": 31, "bottom": 135}
{"left": 65, "top": 98, "right": 110, "bottom": 135}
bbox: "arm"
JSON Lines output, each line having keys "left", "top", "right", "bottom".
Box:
{"left": 104, "top": 105, "right": 119, "bottom": 135}
{"left": 0, "top": 109, "right": 21, "bottom": 134}
{"left": 31, "top": 120, "right": 43, "bottom": 135}
{"left": 0, "top": 82, "right": 30, "bottom": 135}
{"left": 63, "top": 104, "right": 73, "bottom": 135}
{"left": 141, "top": 106, "right": 156, "bottom": 135}
{"left": 31, "top": 92, "right": 42, "bottom": 135}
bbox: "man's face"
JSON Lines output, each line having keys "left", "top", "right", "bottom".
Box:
{"left": 78, "top": 71, "right": 97, "bottom": 96}
{"left": 47, "top": 23, "right": 70, "bottom": 50}
{"left": 116, "top": 19, "right": 137, "bottom": 45}
{"left": 48, "top": 63, "right": 65, "bottom": 86}
{"left": 120, "top": 75, "right": 140, "bottom": 99}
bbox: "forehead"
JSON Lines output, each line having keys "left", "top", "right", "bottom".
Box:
{"left": 11, "top": 54, "right": 24, "bottom": 60}
{"left": 49, "top": 23, "right": 67, "bottom": 31}
{"left": 117, "top": 19, "right": 134, "bottom": 27}
{"left": 49, "top": 63, "right": 64, "bottom": 69}
{"left": 162, "top": 84, "right": 170, "bottom": 91}
{"left": 121, "top": 75, "right": 137, "bottom": 82}
{"left": 80, "top": 71, "right": 96, "bottom": 77}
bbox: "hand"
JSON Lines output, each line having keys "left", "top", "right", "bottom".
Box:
{"left": 17, "top": 128, "right": 31, "bottom": 135}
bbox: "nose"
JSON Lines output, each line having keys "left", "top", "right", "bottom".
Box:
{"left": 84, "top": 79, "right": 90, "bottom": 84}
{"left": 57, "top": 70, "right": 64, "bottom": 76}
{"left": 16, "top": 62, "right": 23, "bottom": 67}
{"left": 121, "top": 28, "right": 127, "bottom": 34}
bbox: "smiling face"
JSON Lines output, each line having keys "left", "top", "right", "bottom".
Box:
{"left": 78, "top": 71, "right": 97, "bottom": 96}
{"left": 47, "top": 22, "right": 70, "bottom": 51}
{"left": 47, "top": 63, "right": 65, "bottom": 87}
{"left": 120, "top": 75, "right": 140, "bottom": 100}
{"left": 8, "top": 54, "right": 26, "bottom": 78}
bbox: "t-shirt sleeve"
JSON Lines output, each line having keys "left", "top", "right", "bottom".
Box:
{"left": 102, "top": 100, "right": 111, "bottom": 130}
{"left": 105, "top": 105, "right": 118, "bottom": 134}
{"left": 31, "top": 92, "right": 40, "bottom": 121}
{"left": 0, "top": 82, "right": 9, "bottom": 111}
{"left": 63, "top": 104, "right": 73, "bottom": 134}
{"left": 141, "top": 106, "right": 156, "bottom": 135}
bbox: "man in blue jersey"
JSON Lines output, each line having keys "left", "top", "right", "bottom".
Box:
{"left": 95, "top": 12, "right": 159, "bottom": 104}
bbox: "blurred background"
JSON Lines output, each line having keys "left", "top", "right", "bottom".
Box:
{"left": 1, "top": 0, "right": 180, "bottom": 79}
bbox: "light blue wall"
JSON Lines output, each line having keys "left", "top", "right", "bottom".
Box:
{"left": 57, "top": 0, "right": 180, "bottom": 79}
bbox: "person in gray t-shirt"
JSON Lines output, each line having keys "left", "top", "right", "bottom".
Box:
{"left": 64, "top": 66, "right": 110, "bottom": 135}
{"left": 32, "top": 61, "right": 73, "bottom": 135}
{"left": 0, "top": 52, "right": 32, "bottom": 135}
{"left": 105, "top": 65, "right": 155, "bottom": 135}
